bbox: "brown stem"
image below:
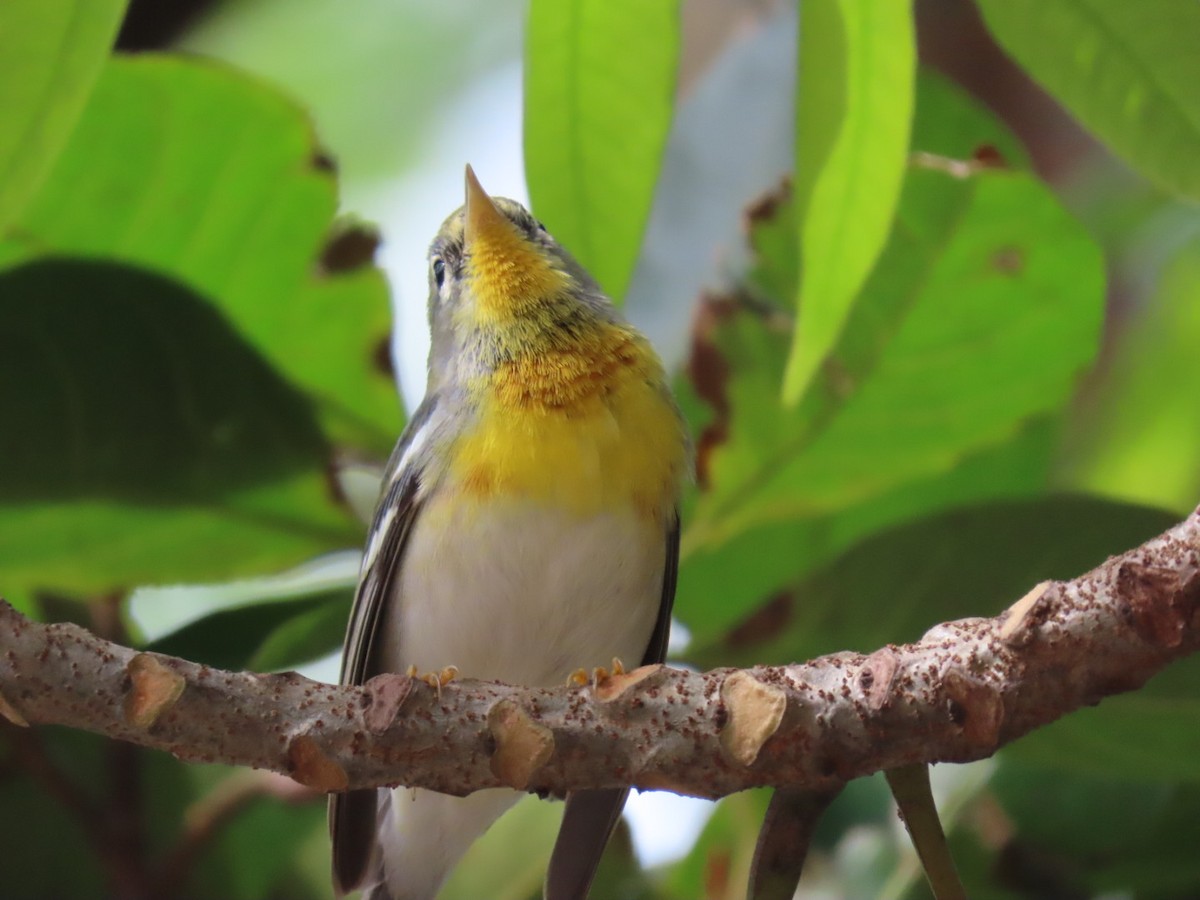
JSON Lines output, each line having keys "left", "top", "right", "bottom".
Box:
{"left": 886, "top": 764, "right": 966, "bottom": 900}
{"left": 748, "top": 786, "right": 842, "bottom": 900}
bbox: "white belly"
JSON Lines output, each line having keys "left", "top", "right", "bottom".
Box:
{"left": 381, "top": 495, "right": 666, "bottom": 686}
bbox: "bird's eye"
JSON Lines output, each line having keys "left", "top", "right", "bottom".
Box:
{"left": 535, "top": 220, "right": 548, "bottom": 233}
{"left": 432, "top": 257, "right": 446, "bottom": 288}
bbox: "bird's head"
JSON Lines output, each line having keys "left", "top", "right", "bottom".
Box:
{"left": 424, "top": 166, "right": 613, "bottom": 389}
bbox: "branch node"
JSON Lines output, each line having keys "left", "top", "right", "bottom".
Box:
{"left": 942, "top": 669, "right": 1003, "bottom": 748}
{"left": 488, "top": 699, "right": 554, "bottom": 789}
{"left": 860, "top": 648, "right": 900, "bottom": 710}
{"left": 363, "top": 673, "right": 415, "bottom": 733}
{"left": 1118, "top": 564, "right": 1191, "bottom": 648}
{"left": 287, "top": 734, "right": 348, "bottom": 792}
{"left": 1000, "top": 581, "right": 1053, "bottom": 645}
{"left": 719, "top": 670, "right": 787, "bottom": 767}
{"left": 123, "top": 653, "right": 186, "bottom": 729}
{"left": 593, "top": 664, "right": 664, "bottom": 702}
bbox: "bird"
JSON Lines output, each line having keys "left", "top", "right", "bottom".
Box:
{"left": 329, "top": 165, "right": 689, "bottom": 900}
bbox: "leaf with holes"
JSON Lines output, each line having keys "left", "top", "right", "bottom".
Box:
{"left": 12, "top": 55, "right": 399, "bottom": 452}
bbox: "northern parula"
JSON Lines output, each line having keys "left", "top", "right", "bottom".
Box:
{"left": 329, "top": 167, "right": 689, "bottom": 900}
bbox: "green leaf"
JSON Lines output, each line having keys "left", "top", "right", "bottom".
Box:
{"left": 1059, "top": 237, "right": 1200, "bottom": 513}
{"left": 0, "top": 729, "right": 111, "bottom": 898}
{"left": 977, "top": 0, "right": 1200, "bottom": 201}
{"left": 146, "top": 588, "right": 350, "bottom": 672}
{"left": 784, "top": 0, "right": 916, "bottom": 402}
{"left": 1003, "top": 654, "right": 1200, "bottom": 785}
{"left": 248, "top": 591, "right": 352, "bottom": 671}
{"left": 183, "top": 770, "right": 327, "bottom": 900}
{"left": 440, "top": 796, "right": 560, "bottom": 900}
{"left": 12, "top": 55, "right": 399, "bottom": 450}
{"left": 1087, "top": 783, "right": 1200, "bottom": 894}
{"left": 990, "top": 765, "right": 1200, "bottom": 895}
{"left": 0, "top": 260, "right": 358, "bottom": 596}
{"left": 0, "top": 261, "right": 328, "bottom": 502}
{"left": 658, "top": 790, "right": 768, "bottom": 900}
{"left": 589, "top": 821, "right": 657, "bottom": 900}
{"left": 524, "top": 0, "right": 679, "bottom": 301}
{"left": 686, "top": 68, "right": 1070, "bottom": 556}
{"left": 701, "top": 496, "right": 1174, "bottom": 668}
{"left": 675, "top": 74, "right": 1074, "bottom": 644}
{"left": 686, "top": 169, "right": 1103, "bottom": 554}
{"left": 0, "top": 0, "right": 125, "bottom": 230}
{"left": 677, "top": 419, "right": 1054, "bottom": 648}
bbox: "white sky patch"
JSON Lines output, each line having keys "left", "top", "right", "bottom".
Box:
{"left": 343, "top": 62, "right": 528, "bottom": 412}
{"left": 624, "top": 789, "right": 715, "bottom": 867}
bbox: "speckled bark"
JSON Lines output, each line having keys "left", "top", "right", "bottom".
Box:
{"left": 2, "top": 507, "right": 1197, "bottom": 799}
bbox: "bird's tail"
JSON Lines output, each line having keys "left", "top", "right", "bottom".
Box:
{"left": 368, "top": 787, "right": 520, "bottom": 900}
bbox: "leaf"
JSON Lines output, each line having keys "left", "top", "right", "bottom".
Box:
{"left": 1002, "top": 654, "right": 1200, "bottom": 785}
{"left": 679, "top": 419, "right": 1056, "bottom": 649}
{"left": 0, "top": 731, "right": 110, "bottom": 898}
{"left": 0, "top": 260, "right": 358, "bottom": 596}
{"left": 658, "top": 790, "right": 770, "bottom": 900}
{"left": 990, "top": 764, "right": 1200, "bottom": 895}
{"left": 524, "top": 0, "right": 680, "bottom": 301}
{"left": 977, "top": 0, "right": 1200, "bottom": 201}
{"left": 12, "top": 55, "right": 399, "bottom": 451}
{"left": 146, "top": 588, "right": 350, "bottom": 672}
{"left": 0, "top": 0, "right": 125, "bottom": 230}
{"left": 701, "top": 496, "right": 1175, "bottom": 668}
{"left": 1059, "top": 237, "right": 1200, "bottom": 513}
{"left": 784, "top": 0, "right": 916, "bottom": 402}
{"left": 183, "top": 771, "right": 327, "bottom": 900}
{"left": 1087, "top": 783, "right": 1200, "bottom": 894}
{"left": 686, "top": 168, "right": 1103, "bottom": 554}
{"left": 0, "top": 261, "right": 328, "bottom": 502}
{"left": 686, "top": 74, "right": 1070, "bottom": 556}
{"left": 674, "top": 75, "right": 1059, "bottom": 644}
{"left": 440, "top": 796, "right": 560, "bottom": 900}
{"left": 248, "top": 591, "right": 353, "bottom": 671}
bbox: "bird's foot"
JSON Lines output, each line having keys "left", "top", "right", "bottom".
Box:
{"left": 406, "top": 664, "right": 459, "bottom": 697}
{"left": 567, "top": 657, "right": 626, "bottom": 688}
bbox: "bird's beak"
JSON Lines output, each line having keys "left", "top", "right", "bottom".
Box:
{"left": 461, "top": 165, "right": 565, "bottom": 313}
{"left": 463, "top": 164, "right": 510, "bottom": 250}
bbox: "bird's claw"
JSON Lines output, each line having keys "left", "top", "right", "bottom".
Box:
{"left": 406, "top": 664, "right": 459, "bottom": 698}
{"left": 566, "top": 657, "right": 627, "bottom": 688}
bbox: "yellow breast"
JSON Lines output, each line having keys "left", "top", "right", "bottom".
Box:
{"left": 447, "top": 324, "right": 686, "bottom": 522}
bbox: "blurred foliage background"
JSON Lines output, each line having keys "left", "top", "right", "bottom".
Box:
{"left": 3, "top": 0, "right": 1200, "bottom": 897}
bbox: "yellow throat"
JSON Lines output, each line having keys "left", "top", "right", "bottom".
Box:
{"left": 446, "top": 170, "right": 686, "bottom": 522}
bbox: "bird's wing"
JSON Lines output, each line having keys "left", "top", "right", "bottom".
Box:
{"left": 640, "top": 513, "right": 681, "bottom": 668}
{"left": 544, "top": 513, "right": 681, "bottom": 900}
{"left": 329, "top": 401, "right": 434, "bottom": 896}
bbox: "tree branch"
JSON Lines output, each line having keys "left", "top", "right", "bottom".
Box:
{"left": 2, "top": 507, "right": 1197, "bottom": 799}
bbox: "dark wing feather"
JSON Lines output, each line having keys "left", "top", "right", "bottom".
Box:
{"left": 329, "top": 400, "right": 435, "bottom": 896}
{"left": 544, "top": 513, "right": 681, "bottom": 900}
{"left": 639, "top": 514, "right": 680, "bottom": 668}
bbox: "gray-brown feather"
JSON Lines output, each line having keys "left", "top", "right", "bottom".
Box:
{"left": 329, "top": 401, "right": 435, "bottom": 896}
